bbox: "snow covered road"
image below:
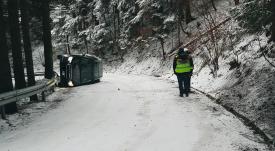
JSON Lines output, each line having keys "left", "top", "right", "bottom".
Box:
{"left": 0, "top": 74, "right": 268, "bottom": 151}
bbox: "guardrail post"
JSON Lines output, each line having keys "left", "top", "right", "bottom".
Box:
{"left": 50, "top": 85, "right": 55, "bottom": 93}
{"left": 42, "top": 91, "right": 45, "bottom": 101}
{"left": 1, "top": 106, "right": 6, "bottom": 120}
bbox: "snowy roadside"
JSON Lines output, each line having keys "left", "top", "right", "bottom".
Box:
{"left": 0, "top": 44, "right": 65, "bottom": 134}
{"left": 0, "top": 87, "right": 72, "bottom": 134}
{"left": 191, "top": 34, "right": 275, "bottom": 144}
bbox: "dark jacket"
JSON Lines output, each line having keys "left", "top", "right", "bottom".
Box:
{"left": 173, "top": 55, "right": 194, "bottom": 74}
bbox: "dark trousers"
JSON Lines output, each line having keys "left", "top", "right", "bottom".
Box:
{"left": 176, "top": 73, "right": 191, "bottom": 96}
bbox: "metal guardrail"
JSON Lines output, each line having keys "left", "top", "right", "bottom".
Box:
{"left": 11, "top": 72, "right": 46, "bottom": 78}
{"left": 0, "top": 77, "right": 58, "bottom": 119}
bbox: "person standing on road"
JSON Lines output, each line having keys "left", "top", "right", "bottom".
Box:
{"left": 173, "top": 48, "right": 194, "bottom": 97}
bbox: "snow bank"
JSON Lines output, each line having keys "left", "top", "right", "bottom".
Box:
{"left": 0, "top": 88, "right": 72, "bottom": 134}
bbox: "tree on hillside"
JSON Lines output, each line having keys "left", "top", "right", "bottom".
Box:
{"left": 175, "top": 0, "right": 184, "bottom": 46}
{"left": 42, "top": 0, "right": 54, "bottom": 79}
{"left": 211, "top": 0, "right": 217, "bottom": 11}
{"left": 184, "top": 0, "right": 193, "bottom": 24}
{"left": 52, "top": 0, "right": 199, "bottom": 57}
{"left": 8, "top": 0, "right": 26, "bottom": 92}
{"left": 20, "top": 0, "right": 38, "bottom": 101}
{"left": 112, "top": 2, "right": 121, "bottom": 54}
{"left": 271, "top": 0, "right": 275, "bottom": 41}
{"left": 0, "top": 0, "right": 16, "bottom": 114}
{"left": 234, "top": 0, "right": 240, "bottom": 5}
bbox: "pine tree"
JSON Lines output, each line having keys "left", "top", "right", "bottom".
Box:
{"left": 1, "top": 0, "right": 17, "bottom": 114}
{"left": 8, "top": 0, "right": 26, "bottom": 91}
{"left": 271, "top": 0, "right": 275, "bottom": 41}
{"left": 42, "top": 0, "right": 54, "bottom": 79}
{"left": 20, "top": 0, "right": 38, "bottom": 101}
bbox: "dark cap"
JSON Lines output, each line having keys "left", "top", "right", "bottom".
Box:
{"left": 178, "top": 48, "right": 186, "bottom": 57}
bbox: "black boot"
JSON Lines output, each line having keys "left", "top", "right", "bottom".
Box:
{"left": 185, "top": 93, "right": 189, "bottom": 97}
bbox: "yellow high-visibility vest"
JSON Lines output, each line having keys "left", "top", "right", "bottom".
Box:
{"left": 175, "top": 59, "right": 193, "bottom": 73}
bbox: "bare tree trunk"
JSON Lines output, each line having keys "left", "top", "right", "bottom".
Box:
{"left": 66, "top": 35, "right": 71, "bottom": 54}
{"left": 113, "top": 5, "right": 117, "bottom": 54}
{"left": 184, "top": 0, "right": 193, "bottom": 24}
{"left": 0, "top": 0, "right": 16, "bottom": 114}
{"left": 174, "top": 0, "right": 183, "bottom": 47}
{"left": 116, "top": 7, "right": 120, "bottom": 38}
{"left": 84, "top": 37, "right": 89, "bottom": 54}
{"left": 211, "top": 0, "right": 217, "bottom": 11}
{"left": 234, "top": 0, "right": 240, "bottom": 5}
{"left": 8, "top": 0, "right": 26, "bottom": 91}
{"left": 171, "top": 32, "right": 174, "bottom": 49}
{"left": 113, "top": 4, "right": 122, "bottom": 55}
{"left": 82, "top": 16, "right": 89, "bottom": 54}
{"left": 20, "top": 0, "right": 38, "bottom": 101}
{"left": 161, "top": 39, "right": 166, "bottom": 60}
{"left": 179, "top": 21, "right": 191, "bottom": 36}
{"left": 157, "top": 35, "right": 166, "bottom": 60}
{"left": 177, "top": 15, "right": 181, "bottom": 47}
{"left": 271, "top": 0, "right": 275, "bottom": 41}
{"left": 42, "top": 0, "right": 54, "bottom": 79}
